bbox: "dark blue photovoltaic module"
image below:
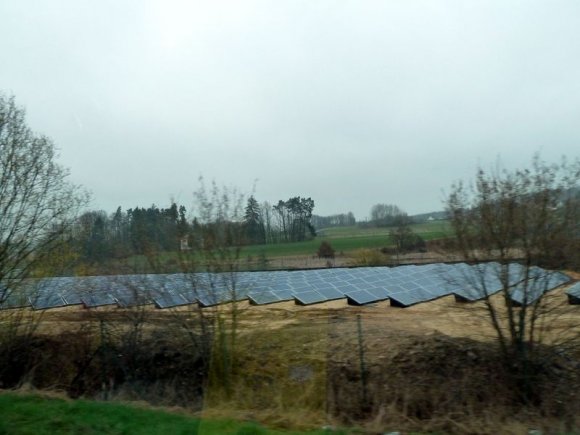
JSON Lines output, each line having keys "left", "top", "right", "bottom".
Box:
{"left": 346, "top": 289, "right": 386, "bottom": 305}
{"left": 0, "top": 263, "right": 570, "bottom": 311}
{"left": 568, "top": 282, "right": 580, "bottom": 299}
{"left": 248, "top": 291, "right": 282, "bottom": 305}
{"left": 294, "top": 290, "right": 327, "bottom": 305}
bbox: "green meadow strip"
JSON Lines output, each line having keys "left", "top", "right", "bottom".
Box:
{"left": 0, "top": 393, "right": 347, "bottom": 435}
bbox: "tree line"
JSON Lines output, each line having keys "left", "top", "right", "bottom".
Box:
{"left": 311, "top": 212, "right": 356, "bottom": 229}
{"left": 68, "top": 195, "right": 320, "bottom": 265}
{"left": 72, "top": 197, "right": 435, "bottom": 265}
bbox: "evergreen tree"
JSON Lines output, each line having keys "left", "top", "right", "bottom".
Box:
{"left": 243, "top": 196, "right": 266, "bottom": 244}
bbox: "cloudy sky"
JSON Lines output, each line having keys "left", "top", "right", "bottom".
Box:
{"left": 1, "top": 1, "right": 579, "bottom": 219}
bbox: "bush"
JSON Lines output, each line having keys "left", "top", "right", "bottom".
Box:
{"left": 401, "top": 233, "right": 426, "bottom": 252}
{"left": 348, "top": 249, "right": 389, "bottom": 266}
{"left": 317, "top": 241, "right": 335, "bottom": 259}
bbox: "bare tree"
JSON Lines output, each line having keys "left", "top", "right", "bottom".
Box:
{"left": 0, "top": 94, "right": 88, "bottom": 302}
{"left": 0, "top": 94, "right": 88, "bottom": 389}
{"left": 158, "top": 179, "right": 248, "bottom": 398}
{"left": 445, "top": 155, "right": 580, "bottom": 402}
{"left": 388, "top": 213, "right": 425, "bottom": 262}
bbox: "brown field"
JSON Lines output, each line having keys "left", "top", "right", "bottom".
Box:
{"left": 257, "top": 250, "right": 452, "bottom": 270}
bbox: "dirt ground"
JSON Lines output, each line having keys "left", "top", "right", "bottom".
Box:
{"left": 35, "top": 278, "right": 580, "bottom": 346}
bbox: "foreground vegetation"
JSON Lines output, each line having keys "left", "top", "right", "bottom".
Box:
{"left": 0, "top": 302, "right": 579, "bottom": 434}
{"left": 0, "top": 392, "right": 343, "bottom": 435}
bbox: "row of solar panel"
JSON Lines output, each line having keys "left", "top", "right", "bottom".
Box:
{"left": 0, "top": 263, "right": 574, "bottom": 311}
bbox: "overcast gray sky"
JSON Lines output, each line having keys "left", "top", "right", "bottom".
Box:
{"left": 1, "top": 1, "right": 579, "bottom": 219}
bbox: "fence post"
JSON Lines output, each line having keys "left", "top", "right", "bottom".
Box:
{"left": 356, "top": 314, "right": 368, "bottom": 407}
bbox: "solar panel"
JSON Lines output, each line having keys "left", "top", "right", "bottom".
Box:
{"left": 287, "top": 284, "right": 309, "bottom": 293}
{"left": 414, "top": 286, "right": 436, "bottom": 302}
{"left": 510, "top": 286, "right": 537, "bottom": 306}
{"left": 153, "top": 292, "right": 190, "bottom": 309}
{"left": 388, "top": 292, "right": 422, "bottom": 307}
{"left": 452, "top": 287, "right": 490, "bottom": 301}
{"left": 422, "top": 283, "right": 445, "bottom": 297}
{"left": 62, "top": 292, "right": 83, "bottom": 305}
{"left": 81, "top": 293, "right": 116, "bottom": 308}
{"left": 179, "top": 289, "right": 199, "bottom": 304}
{"left": 399, "top": 281, "right": 421, "bottom": 292}
{"left": 0, "top": 284, "right": 7, "bottom": 302}
{"left": 288, "top": 275, "right": 307, "bottom": 287}
{"left": 332, "top": 283, "right": 359, "bottom": 294}
{"left": 79, "top": 276, "right": 110, "bottom": 295}
{"left": 311, "top": 281, "right": 337, "bottom": 291}
{"left": 196, "top": 293, "right": 219, "bottom": 307}
{"left": 294, "top": 290, "right": 327, "bottom": 305}
{"left": 361, "top": 275, "right": 385, "bottom": 284}
{"left": 245, "top": 281, "right": 271, "bottom": 294}
{"left": 413, "top": 277, "right": 433, "bottom": 287}
{"left": 316, "top": 287, "right": 345, "bottom": 300}
{"left": 232, "top": 286, "right": 252, "bottom": 300}
{"left": 113, "top": 287, "right": 152, "bottom": 307}
{"left": 345, "top": 289, "right": 380, "bottom": 305}
{"left": 270, "top": 282, "right": 292, "bottom": 291}
{"left": 1, "top": 290, "right": 32, "bottom": 309}
{"left": 547, "top": 272, "right": 571, "bottom": 287}
{"left": 568, "top": 282, "right": 580, "bottom": 298}
{"left": 270, "top": 288, "right": 295, "bottom": 301}
{"left": 389, "top": 272, "right": 406, "bottom": 280}
{"left": 330, "top": 270, "right": 354, "bottom": 280}
{"left": 248, "top": 291, "right": 281, "bottom": 305}
{"left": 510, "top": 271, "right": 571, "bottom": 306}
{"left": 196, "top": 288, "right": 237, "bottom": 307}
{"left": 30, "top": 292, "right": 66, "bottom": 310}
{"left": 205, "top": 282, "right": 229, "bottom": 297}
{"left": 308, "top": 278, "right": 325, "bottom": 287}
{"left": 443, "top": 262, "right": 503, "bottom": 301}
{"left": 367, "top": 286, "right": 390, "bottom": 299}
{"left": 345, "top": 278, "right": 367, "bottom": 287}
{"left": 567, "top": 282, "right": 580, "bottom": 304}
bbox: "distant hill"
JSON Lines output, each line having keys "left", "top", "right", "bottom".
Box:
{"left": 408, "top": 187, "right": 579, "bottom": 224}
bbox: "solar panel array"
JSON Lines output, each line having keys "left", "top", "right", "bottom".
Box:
{"left": 0, "top": 263, "right": 572, "bottom": 311}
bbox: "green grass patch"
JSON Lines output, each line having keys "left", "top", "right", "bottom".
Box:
{"left": 239, "top": 236, "right": 384, "bottom": 259}
{"left": 320, "top": 221, "right": 450, "bottom": 240}
{"left": 240, "top": 221, "right": 451, "bottom": 258}
{"left": 0, "top": 392, "right": 346, "bottom": 434}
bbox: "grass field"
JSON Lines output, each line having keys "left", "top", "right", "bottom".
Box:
{"left": 106, "top": 221, "right": 451, "bottom": 272}
{"left": 240, "top": 220, "right": 451, "bottom": 259}
{"left": 320, "top": 221, "right": 450, "bottom": 239}
{"left": 0, "top": 393, "right": 345, "bottom": 435}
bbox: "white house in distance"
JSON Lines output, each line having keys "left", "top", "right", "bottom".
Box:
{"left": 180, "top": 237, "right": 191, "bottom": 251}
